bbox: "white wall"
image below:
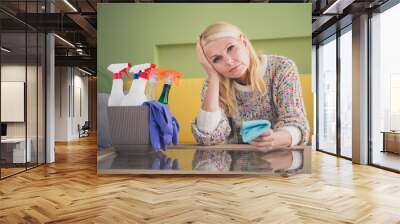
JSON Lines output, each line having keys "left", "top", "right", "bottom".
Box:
{"left": 1, "top": 65, "right": 39, "bottom": 138}
{"left": 71, "top": 72, "right": 89, "bottom": 139}
{"left": 54, "top": 67, "right": 89, "bottom": 141}
{"left": 1, "top": 65, "right": 26, "bottom": 140}
{"left": 1, "top": 64, "right": 46, "bottom": 163}
{"left": 55, "top": 67, "right": 69, "bottom": 141}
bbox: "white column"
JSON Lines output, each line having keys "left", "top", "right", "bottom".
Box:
{"left": 45, "top": 0, "right": 55, "bottom": 163}
{"left": 46, "top": 32, "right": 55, "bottom": 163}
{"left": 312, "top": 45, "right": 317, "bottom": 150}
{"left": 352, "top": 14, "right": 369, "bottom": 164}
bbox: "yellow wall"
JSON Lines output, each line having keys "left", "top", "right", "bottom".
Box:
{"left": 153, "top": 76, "right": 313, "bottom": 144}
{"left": 164, "top": 149, "right": 196, "bottom": 170}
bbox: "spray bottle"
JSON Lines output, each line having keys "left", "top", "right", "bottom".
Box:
{"left": 158, "top": 70, "right": 182, "bottom": 105}
{"left": 145, "top": 68, "right": 161, "bottom": 100}
{"left": 107, "top": 63, "right": 132, "bottom": 106}
{"left": 121, "top": 63, "right": 156, "bottom": 106}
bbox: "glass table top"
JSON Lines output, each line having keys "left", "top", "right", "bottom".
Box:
{"left": 98, "top": 144, "right": 311, "bottom": 175}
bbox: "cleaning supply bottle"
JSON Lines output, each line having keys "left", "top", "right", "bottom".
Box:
{"left": 121, "top": 63, "right": 156, "bottom": 106}
{"left": 158, "top": 76, "right": 171, "bottom": 105}
{"left": 158, "top": 70, "right": 182, "bottom": 105}
{"left": 107, "top": 63, "right": 132, "bottom": 106}
{"left": 145, "top": 68, "right": 160, "bottom": 101}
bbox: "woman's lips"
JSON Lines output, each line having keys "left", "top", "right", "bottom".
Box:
{"left": 229, "top": 64, "right": 240, "bottom": 72}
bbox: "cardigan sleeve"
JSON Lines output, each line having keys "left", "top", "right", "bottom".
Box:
{"left": 271, "top": 56, "right": 310, "bottom": 145}
{"left": 191, "top": 80, "right": 231, "bottom": 145}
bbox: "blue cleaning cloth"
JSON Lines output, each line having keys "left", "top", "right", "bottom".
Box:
{"left": 240, "top": 120, "right": 271, "bottom": 143}
{"left": 143, "top": 101, "right": 180, "bottom": 152}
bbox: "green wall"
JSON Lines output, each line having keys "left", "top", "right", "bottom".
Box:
{"left": 98, "top": 3, "right": 311, "bottom": 93}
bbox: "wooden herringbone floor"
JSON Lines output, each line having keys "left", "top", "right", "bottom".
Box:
{"left": 1, "top": 134, "right": 400, "bottom": 224}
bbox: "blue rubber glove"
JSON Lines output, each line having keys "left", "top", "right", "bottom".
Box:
{"left": 172, "top": 159, "right": 179, "bottom": 170}
{"left": 143, "top": 101, "right": 180, "bottom": 152}
{"left": 240, "top": 120, "right": 271, "bottom": 143}
{"left": 151, "top": 158, "right": 161, "bottom": 169}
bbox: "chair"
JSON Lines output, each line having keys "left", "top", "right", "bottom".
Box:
{"left": 79, "top": 121, "right": 90, "bottom": 138}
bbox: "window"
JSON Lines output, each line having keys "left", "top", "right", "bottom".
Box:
{"left": 0, "top": 1, "right": 47, "bottom": 179}
{"left": 390, "top": 74, "right": 400, "bottom": 130}
{"left": 371, "top": 2, "right": 400, "bottom": 171}
{"left": 339, "top": 28, "right": 352, "bottom": 158}
{"left": 317, "top": 36, "right": 337, "bottom": 154}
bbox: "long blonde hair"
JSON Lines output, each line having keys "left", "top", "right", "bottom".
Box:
{"left": 200, "top": 22, "right": 266, "bottom": 116}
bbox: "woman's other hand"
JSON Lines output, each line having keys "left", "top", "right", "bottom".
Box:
{"left": 249, "top": 129, "right": 292, "bottom": 152}
{"left": 256, "top": 150, "right": 293, "bottom": 171}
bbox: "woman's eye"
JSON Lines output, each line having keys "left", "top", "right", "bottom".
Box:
{"left": 227, "top": 45, "right": 234, "bottom": 52}
{"left": 213, "top": 57, "right": 220, "bottom": 63}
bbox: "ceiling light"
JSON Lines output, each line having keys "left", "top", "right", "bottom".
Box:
{"left": 322, "top": 0, "right": 354, "bottom": 15}
{"left": 63, "top": 0, "right": 78, "bottom": 12}
{"left": 1, "top": 47, "right": 11, "bottom": 53}
{"left": 54, "top": 34, "right": 75, "bottom": 48}
{"left": 78, "top": 67, "right": 93, "bottom": 76}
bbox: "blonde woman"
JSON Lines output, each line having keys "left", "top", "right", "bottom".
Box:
{"left": 191, "top": 22, "right": 309, "bottom": 171}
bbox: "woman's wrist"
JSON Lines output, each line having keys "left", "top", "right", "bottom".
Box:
{"left": 202, "top": 77, "right": 220, "bottom": 112}
{"left": 207, "top": 73, "right": 219, "bottom": 83}
{"left": 275, "top": 129, "right": 292, "bottom": 148}
{"left": 202, "top": 102, "right": 220, "bottom": 112}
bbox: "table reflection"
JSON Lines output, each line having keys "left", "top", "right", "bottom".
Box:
{"left": 193, "top": 149, "right": 302, "bottom": 173}
{"left": 98, "top": 145, "right": 307, "bottom": 174}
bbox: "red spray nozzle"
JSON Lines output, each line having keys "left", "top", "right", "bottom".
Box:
{"left": 121, "top": 68, "right": 132, "bottom": 80}
{"left": 139, "top": 64, "right": 157, "bottom": 80}
{"left": 108, "top": 63, "right": 133, "bottom": 80}
{"left": 140, "top": 69, "right": 151, "bottom": 80}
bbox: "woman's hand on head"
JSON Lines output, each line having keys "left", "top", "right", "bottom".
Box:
{"left": 249, "top": 129, "right": 292, "bottom": 152}
{"left": 196, "top": 37, "right": 219, "bottom": 82}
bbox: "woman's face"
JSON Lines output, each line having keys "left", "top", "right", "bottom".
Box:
{"left": 202, "top": 36, "right": 250, "bottom": 79}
